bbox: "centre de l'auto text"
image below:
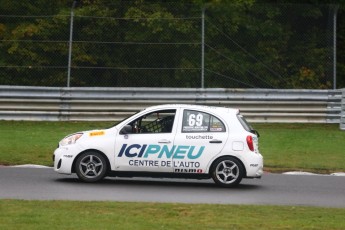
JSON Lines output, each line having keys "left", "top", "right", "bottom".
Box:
{"left": 117, "top": 144, "right": 205, "bottom": 171}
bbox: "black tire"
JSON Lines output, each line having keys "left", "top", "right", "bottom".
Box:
{"left": 211, "top": 156, "right": 244, "bottom": 187}
{"left": 75, "top": 151, "right": 107, "bottom": 183}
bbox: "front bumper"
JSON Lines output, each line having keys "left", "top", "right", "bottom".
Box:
{"left": 53, "top": 145, "right": 81, "bottom": 174}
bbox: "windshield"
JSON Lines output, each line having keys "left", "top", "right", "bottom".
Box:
{"left": 109, "top": 111, "right": 141, "bottom": 128}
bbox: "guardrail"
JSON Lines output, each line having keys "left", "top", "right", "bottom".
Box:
{"left": 340, "top": 88, "right": 345, "bottom": 130}
{"left": 0, "top": 86, "right": 342, "bottom": 124}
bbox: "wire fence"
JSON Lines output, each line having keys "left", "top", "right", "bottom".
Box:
{"left": 0, "top": 2, "right": 338, "bottom": 88}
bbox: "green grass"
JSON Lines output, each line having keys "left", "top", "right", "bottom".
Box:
{"left": 1, "top": 200, "right": 345, "bottom": 230}
{"left": 0, "top": 121, "right": 113, "bottom": 166}
{"left": 254, "top": 123, "right": 345, "bottom": 173}
{"left": 0, "top": 121, "right": 345, "bottom": 173}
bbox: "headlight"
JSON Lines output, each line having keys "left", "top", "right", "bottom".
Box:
{"left": 59, "top": 133, "right": 83, "bottom": 146}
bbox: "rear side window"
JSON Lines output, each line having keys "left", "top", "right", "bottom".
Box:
{"left": 237, "top": 114, "right": 252, "bottom": 132}
{"left": 182, "top": 110, "right": 225, "bottom": 133}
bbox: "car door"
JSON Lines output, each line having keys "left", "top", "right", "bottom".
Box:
{"left": 173, "top": 109, "right": 228, "bottom": 174}
{"left": 114, "top": 109, "right": 178, "bottom": 172}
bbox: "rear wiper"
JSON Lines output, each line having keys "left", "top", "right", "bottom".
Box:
{"left": 250, "top": 129, "right": 260, "bottom": 138}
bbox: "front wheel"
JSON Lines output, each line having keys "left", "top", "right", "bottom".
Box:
{"left": 75, "top": 151, "right": 107, "bottom": 182}
{"left": 211, "top": 157, "right": 244, "bottom": 187}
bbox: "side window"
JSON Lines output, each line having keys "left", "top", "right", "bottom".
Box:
{"left": 237, "top": 114, "right": 252, "bottom": 132}
{"left": 182, "top": 110, "right": 225, "bottom": 133}
{"left": 121, "top": 109, "right": 176, "bottom": 134}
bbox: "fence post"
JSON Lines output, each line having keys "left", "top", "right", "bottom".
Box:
{"left": 67, "top": 1, "right": 77, "bottom": 88}
{"left": 201, "top": 7, "right": 205, "bottom": 88}
{"left": 340, "top": 88, "right": 345, "bottom": 130}
{"left": 333, "top": 5, "right": 339, "bottom": 90}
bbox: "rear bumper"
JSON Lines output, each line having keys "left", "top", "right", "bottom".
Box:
{"left": 244, "top": 153, "right": 264, "bottom": 178}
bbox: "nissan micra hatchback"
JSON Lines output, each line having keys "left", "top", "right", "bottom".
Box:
{"left": 53, "top": 104, "right": 263, "bottom": 187}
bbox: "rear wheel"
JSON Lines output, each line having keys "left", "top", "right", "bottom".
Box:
{"left": 211, "top": 157, "right": 244, "bottom": 187}
{"left": 75, "top": 151, "right": 107, "bottom": 182}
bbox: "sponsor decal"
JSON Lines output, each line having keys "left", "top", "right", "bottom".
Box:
{"left": 174, "top": 161, "right": 200, "bottom": 167}
{"left": 117, "top": 144, "right": 205, "bottom": 159}
{"left": 174, "top": 168, "right": 203, "bottom": 173}
{"left": 210, "top": 127, "right": 223, "bottom": 132}
{"left": 129, "top": 160, "right": 160, "bottom": 167}
{"left": 89, "top": 131, "right": 105, "bottom": 137}
{"left": 118, "top": 144, "right": 205, "bottom": 172}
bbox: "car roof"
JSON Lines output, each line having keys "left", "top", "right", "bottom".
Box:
{"left": 143, "top": 104, "right": 239, "bottom": 115}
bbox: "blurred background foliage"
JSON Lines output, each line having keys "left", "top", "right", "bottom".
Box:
{"left": 0, "top": 0, "right": 344, "bottom": 88}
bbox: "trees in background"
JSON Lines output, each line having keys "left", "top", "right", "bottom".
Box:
{"left": 0, "top": 0, "right": 344, "bottom": 88}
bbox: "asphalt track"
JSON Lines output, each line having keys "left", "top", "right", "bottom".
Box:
{"left": 0, "top": 167, "right": 345, "bottom": 208}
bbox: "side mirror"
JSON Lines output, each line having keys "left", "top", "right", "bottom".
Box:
{"left": 120, "top": 125, "right": 132, "bottom": 134}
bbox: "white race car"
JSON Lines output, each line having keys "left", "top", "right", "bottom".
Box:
{"left": 53, "top": 104, "right": 263, "bottom": 187}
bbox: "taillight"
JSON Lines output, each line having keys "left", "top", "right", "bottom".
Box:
{"left": 246, "top": 135, "right": 254, "bottom": 151}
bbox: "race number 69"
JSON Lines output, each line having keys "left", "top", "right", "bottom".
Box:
{"left": 188, "top": 114, "right": 203, "bottom": 126}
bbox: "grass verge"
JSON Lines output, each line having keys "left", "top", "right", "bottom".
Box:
{"left": 1, "top": 200, "right": 345, "bottom": 230}
{"left": 255, "top": 123, "right": 345, "bottom": 173}
{"left": 0, "top": 121, "right": 345, "bottom": 173}
{"left": 0, "top": 121, "right": 113, "bottom": 166}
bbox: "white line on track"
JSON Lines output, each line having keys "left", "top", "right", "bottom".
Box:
{"left": 9, "top": 164, "right": 53, "bottom": 169}
{"left": 282, "top": 171, "right": 345, "bottom": 176}
{"left": 2, "top": 165, "right": 345, "bottom": 176}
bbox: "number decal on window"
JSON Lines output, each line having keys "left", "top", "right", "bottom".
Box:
{"left": 188, "top": 114, "right": 196, "bottom": 126}
{"left": 183, "top": 110, "right": 225, "bottom": 133}
{"left": 196, "top": 114, "right": 203, "bottom": 126}
{"left": 188, "top": 113, "right": 203, "bottom": 127}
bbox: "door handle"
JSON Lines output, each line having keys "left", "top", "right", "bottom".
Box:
{"left": 158, "top": 139, "right": 171, "bottom": 144}
{"left": 209, "top": 139, "right": 222, "bottom": 144}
